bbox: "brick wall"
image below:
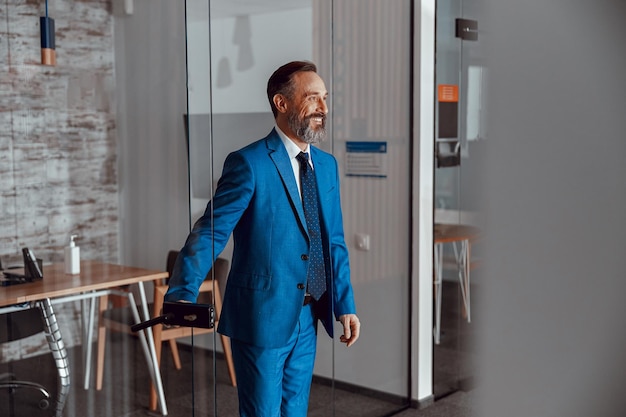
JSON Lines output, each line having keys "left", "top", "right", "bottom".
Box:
{"left": 1, "top": 0, "right": 118, "bottom": 267}
{"left": 1, "top": 0, "right": 117, "bottom": 360}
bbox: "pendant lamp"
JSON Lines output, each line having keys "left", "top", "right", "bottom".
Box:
{"left": 40, "top": 0, "right": 56, "bottom": 66}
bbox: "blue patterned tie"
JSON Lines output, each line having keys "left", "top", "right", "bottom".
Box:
{"left": 296, "top": 152, "right": 327, "bottom": 300}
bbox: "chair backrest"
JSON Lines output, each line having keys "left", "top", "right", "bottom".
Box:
{"left": 166, "top": 250, "right": 178, "bottom": 276}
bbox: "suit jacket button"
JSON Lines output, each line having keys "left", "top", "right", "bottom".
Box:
{"left": 301, "top": 254, "right": 309, "bottom": 261}
{"left": 297, "top": 283, "right": 305, "bottom": 290}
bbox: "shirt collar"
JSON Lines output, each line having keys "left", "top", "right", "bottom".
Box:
{"left": 275, "top": 124, "right": 310, "bottom": 159}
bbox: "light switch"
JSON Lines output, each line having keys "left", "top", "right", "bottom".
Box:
{"left": 355, "top": 233, "right": 370, "bottom": 251}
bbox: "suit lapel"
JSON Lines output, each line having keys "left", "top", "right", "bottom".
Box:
{"left": 266, "top": 131, "right": 308, "bottom": 232}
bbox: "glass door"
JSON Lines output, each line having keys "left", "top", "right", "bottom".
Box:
{"left": 433, "top": 0, "right": 484, "bottom": 400}
{"left": 183, "top": 0, "right": 412, "bottom": 415}
{"left": 183, "top": 0, "right": 324, "bottom": 414}
{"left": 315, "top": 1, "right": 413, "bottom": 415}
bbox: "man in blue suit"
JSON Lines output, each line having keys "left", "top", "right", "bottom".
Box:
{"left": 165, "top": 61, "right": 360, "bottom": 416}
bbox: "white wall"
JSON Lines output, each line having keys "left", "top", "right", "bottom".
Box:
{"left": 413, "top": 0, "right": 436, "bottom": 403}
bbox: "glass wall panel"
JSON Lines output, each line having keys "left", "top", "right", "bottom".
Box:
{"left": 185, "top": 0, "right": 412, "bottom": 415}
{"left": 2, "top": 0, "right": 191, "bottom": 415}
{"left": 434, "top": 0, "right": 483, "bottom": 400}
{"left": 185, "top": 1, "right": 332, "bottom": 415}
{"left": 314, "top": 1, "right": 413, "bottom": 415}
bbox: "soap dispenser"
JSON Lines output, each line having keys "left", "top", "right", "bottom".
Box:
{"left": 64, "top": 234, "right": 80, "bottom": 274}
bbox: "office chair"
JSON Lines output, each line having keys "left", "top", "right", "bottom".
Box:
{"left": 0, "top": 306, "right": 52, "bottom": 411}
{"left": 98, "top": 250, "right": 236, "bottom": 411}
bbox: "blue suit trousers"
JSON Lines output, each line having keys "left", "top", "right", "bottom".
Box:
{"left": 231, "top": 304, "right": 317, "bottom": 417}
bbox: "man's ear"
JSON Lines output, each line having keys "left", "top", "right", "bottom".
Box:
{"left": 273, "top": 94, "right": 288, "bottom": 114}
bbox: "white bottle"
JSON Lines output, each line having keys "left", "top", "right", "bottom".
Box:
{"left": 64, "top": 234, "right": 80, "bottom": 274}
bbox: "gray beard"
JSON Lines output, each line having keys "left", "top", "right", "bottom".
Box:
{"left": 287, "top": 113, "right": 327, "bottom": 144}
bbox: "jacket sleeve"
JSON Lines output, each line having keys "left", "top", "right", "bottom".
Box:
{"left": 165, "top": 151, "right": 254, "bottom": 302}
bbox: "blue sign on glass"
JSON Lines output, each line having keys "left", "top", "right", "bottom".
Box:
{"left": 345, "top": 141, "right": 387, "bottom": 178}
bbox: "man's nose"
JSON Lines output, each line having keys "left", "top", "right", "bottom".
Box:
{"left": 317, "top": 98, "right": 328, "bottom": 114}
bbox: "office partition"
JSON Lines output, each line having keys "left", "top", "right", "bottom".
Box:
{"left": 1, "top": 0, "right": 414, "bottom": 415}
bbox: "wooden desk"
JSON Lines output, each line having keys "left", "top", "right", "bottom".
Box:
{"left": 0, "top": 261, "right": 169, "bottom": 415}
{"left": 434, "top": 223, "right": 480, "bottom": 344}
{"left": 1, "top": 261, "right": 167, "bottom": 307}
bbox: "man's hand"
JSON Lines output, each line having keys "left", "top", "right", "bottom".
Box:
{"left": 338, "top": 314, "right": 360, "bottom": 347}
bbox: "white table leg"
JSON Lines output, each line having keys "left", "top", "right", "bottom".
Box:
{"left": 464, "top": 240, "right": 471, "bottom": 323}
{"left": 456, "top": 239, "right": 471, "bottom": 323}
{"left": 135, "top": 282, "right": 168, "bottom": 415}
{"left": 83, "top": 293, "right": 97, "bottom": 389}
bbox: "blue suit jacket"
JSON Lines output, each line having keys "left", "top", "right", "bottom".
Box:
{"left": 165, "top": 129, "right": 356, "bottom": 348}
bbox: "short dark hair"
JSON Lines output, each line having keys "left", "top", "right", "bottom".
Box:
{"left": 267, "top": 61, "right": 318, "bottom": 118}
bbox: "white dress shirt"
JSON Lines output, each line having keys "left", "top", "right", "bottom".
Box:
{"left": 275, "top": 124, "right": 313, "bottom": 199}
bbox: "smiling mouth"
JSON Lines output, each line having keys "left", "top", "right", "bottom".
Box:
{"left": 309, "top": 114, "right": 326, "bottom": 126}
